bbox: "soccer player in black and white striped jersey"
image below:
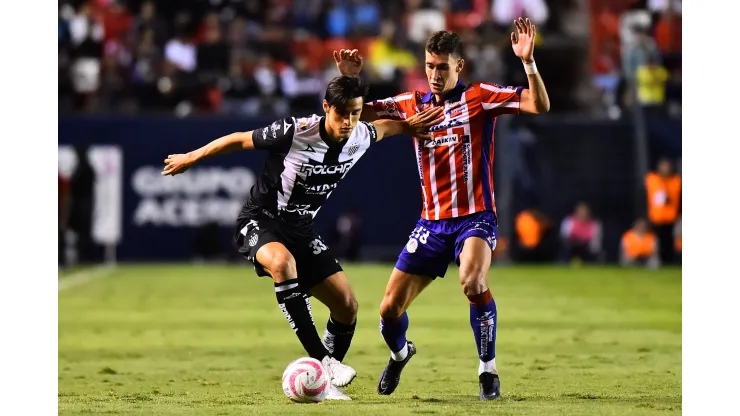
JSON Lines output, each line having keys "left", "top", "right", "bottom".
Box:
{"left": 162, "top": 76, "right": 442, "bottom": 400}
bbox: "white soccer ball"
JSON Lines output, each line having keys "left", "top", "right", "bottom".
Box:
{"left": 281, "top": 357, "right": 329, "bottom": 403}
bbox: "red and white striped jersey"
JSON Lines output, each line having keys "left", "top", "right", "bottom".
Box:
{"left": 368, "top": 81, "right": 524, "bottom": 221}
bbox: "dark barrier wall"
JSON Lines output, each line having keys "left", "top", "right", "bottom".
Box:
{"left": 60, "top": 115, "right": 679, "bottom": 262}
{"left": 507, "top": 116, "right": 638, "bottom": 262}
{"left": 503, "top": 114, "right": 680, "bottom": 262}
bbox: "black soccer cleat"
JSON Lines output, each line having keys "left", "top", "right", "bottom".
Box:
{"left": 377, "top": 341, "right": 417, "bottom": 395}
{"left": 479, "top": 372, "right": 502, "bottom": 400}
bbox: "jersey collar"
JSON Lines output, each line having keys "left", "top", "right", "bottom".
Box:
{"left": 421, "top": 81, "right": 467, "bottom": 105}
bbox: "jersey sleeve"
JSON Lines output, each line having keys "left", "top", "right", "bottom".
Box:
{"left": 251, "top": 117, "right": 295, "bottom": 151}
{"left": 477, "top": 83, "right": 525, "bottom": 116}
{"left": 366, "top": 92, "right": 417, "bottom": 120}
{"left": 360, "top": 121, "right": 379, "bottom": 143}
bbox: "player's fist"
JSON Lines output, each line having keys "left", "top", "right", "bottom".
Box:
{"left": 333, "top": 49, "right": 363, "bottom": 77}
{"left": 511, "top": 17, "right": 536, "bottom": 63}
{"left": 162, "top": 153, "right": 194, "bottom": 176}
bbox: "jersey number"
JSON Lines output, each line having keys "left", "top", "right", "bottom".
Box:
{"left": 410, "top": 226, "right": 430, "bottom": 244}
{"left": 309, "top": 239, "right": 328, "bottom": 255}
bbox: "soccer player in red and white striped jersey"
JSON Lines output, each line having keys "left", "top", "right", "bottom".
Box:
{"left": 334, "top": 17, "right": 550, "bottom": 400}
{"left": 369, "top": 81, "right": 523, "bottom": 220}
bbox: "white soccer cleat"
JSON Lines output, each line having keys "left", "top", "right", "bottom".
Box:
{"left": 322, "top": 356, "right": 357, "bottom": 387}
{"left": 324, "top": 384, "right": 352, "bottom": 401}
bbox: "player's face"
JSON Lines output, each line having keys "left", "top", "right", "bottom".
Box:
{"left": 323, "top": 97, "right": 363, "bottom": 140}
{"left": 425, "top": 52, "right": 464, "bottom": 95}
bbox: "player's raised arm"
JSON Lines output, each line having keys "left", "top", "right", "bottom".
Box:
{"left": 333, "top": 49, "right": 363, "bottom": 78}
{"left": 333, "top": 49, "right": 380, "bottom": 122}
{"left": 511, "top": 17, "right": 550, "bottom": 114}
{"left": 372, "top": 107, "right": 444, "bottom": 142}
{"left": 162, "top": 118, "right": 295, "bottom": 176}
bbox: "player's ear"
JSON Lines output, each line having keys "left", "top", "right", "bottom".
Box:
{"left": 322, "top": 100, "right": 330, "bottom": 114}
{"left": 456, "top": 58, "right": 465, "bottom": 73}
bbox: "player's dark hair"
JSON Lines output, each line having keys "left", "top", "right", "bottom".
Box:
{"left": 426, "top": 31, "right": 463, "bottom": 58}
{"left": 324, "top": 76, "right": 369, "bottom": 112}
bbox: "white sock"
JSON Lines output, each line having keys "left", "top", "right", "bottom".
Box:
{"left": 478, "top": 358, "right": 497, "bottom": 375}
{"left": 391, "top": 343, "right": 408, "bottom": 361}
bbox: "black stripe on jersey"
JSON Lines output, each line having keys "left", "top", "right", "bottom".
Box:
{"left": 319, "top": 117, "right": 347, "bottom": 165}
{"left": 323, "top": 141, "right": 344, "bottom": 165}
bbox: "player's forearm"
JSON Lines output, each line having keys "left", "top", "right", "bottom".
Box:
{"left": 523, "top": 61, "right": 550, "bottom": 114}
{"left": 372, "top": 119, "right": 408, "bottom": 140}
{"left": 188, "top": 132, "right": 253, "bottom": 162}
{"left": 525, "top": 70, "right": 550, "bottom": 113}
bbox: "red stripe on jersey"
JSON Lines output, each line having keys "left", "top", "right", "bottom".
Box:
{"left": 449, "top": 125, "right": 468, "bottom": 217}
{"left": 432, "top": 146, "right": 451, "bottom": 218}
{"left": 453, "top": 137, "right": 469, "bottom": 216}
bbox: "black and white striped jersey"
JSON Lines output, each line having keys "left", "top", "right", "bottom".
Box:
{"left": 238, "top": 114, "right": 378, "bottom": 231}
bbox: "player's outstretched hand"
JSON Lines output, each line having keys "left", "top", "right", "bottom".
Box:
{"left": 333, "top": 49, "right": 363, "bottom": 77}
{"left": 162, "top": 153, "right": 194, "bottom": 176}
{"left": 511, "top": 17, "right": 536, "bottom": 63}
{"left": 406, "top": 107, "right": 444, "bottom": 140}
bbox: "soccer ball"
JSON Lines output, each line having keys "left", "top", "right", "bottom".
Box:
{"left": 281, "top": 357, "right": 329, "bottom": 403}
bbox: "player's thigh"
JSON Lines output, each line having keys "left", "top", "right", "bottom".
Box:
{"left": 458, "top": 237, "right": 493, "bottom": 291}
{"left": 379, "top": 268, "right": 434, "bottom": 319}
{"left": 236, "top": 218, "right": 297, "bottom": 283}
{"left": 455, "top": 211, "right": 498, "bottom": 294}
{"left": 309, "top": 271, "right": 358, "bottom": 323}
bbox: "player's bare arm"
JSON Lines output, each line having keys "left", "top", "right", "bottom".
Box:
{"left": 511, "top": 17, "right": 550, "bottom": 114}
{"left": 334, "top": 48, "right": 383, "bottom": 122}
{"left": 161, "top": 131, "right": 255, "bottom": 176}
{"left": 372, "top": 107, "right": 444, "bottom": 142}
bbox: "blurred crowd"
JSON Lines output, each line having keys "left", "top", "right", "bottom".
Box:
{"left": 59, "top": 0, "right": 681, "bottom": 118}
{"left": 590, "top": 0, "right": 682, "bottom": 119}
{"left": 59, "top": 0, "right": 608, "bottom": 116}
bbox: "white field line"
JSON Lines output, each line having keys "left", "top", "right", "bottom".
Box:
{"left": 58, "top": 265, "right": 117, "bottom": 292}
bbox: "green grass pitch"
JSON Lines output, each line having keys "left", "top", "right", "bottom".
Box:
{"left": 59, "top": 264, "right": 681, "bottom": 415}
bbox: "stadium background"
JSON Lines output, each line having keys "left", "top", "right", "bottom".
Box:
{"left": 58, "top": 1, "right": 681, "bottom": 413}
{"left": 58, "top": 0, "right": 681, "bottom": 266}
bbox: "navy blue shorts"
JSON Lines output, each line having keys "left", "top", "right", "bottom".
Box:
{"left": 395, "top": 210, "right": 498, "bottom": 278}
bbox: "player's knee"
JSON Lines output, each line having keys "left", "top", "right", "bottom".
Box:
{"left": 268, "top": 251, "right": 297, "bottom": 282}
{"left": 379, "top": 296, "right": 405, "bottom": 320}
{"left": 348, "top": 295, "right": 359, "bottom": 319}
{"left": 459, "top": 265, "right": 488, "bottom": 297}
